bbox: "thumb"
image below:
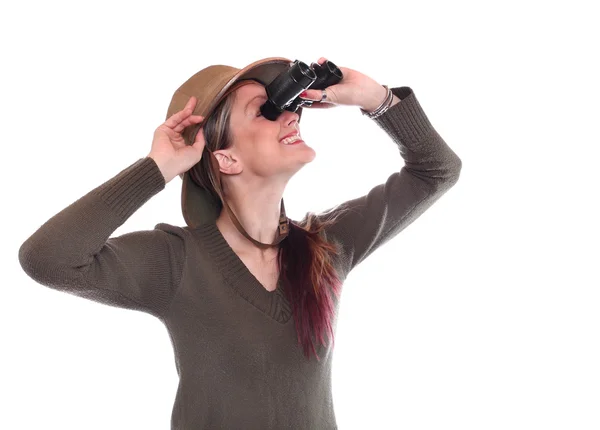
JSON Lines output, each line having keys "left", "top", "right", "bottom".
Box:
{"left": 177, "top": 144, "right": 204, "bottom": 172}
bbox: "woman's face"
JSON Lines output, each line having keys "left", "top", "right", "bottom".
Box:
{"left": 221, "top": 82, "right": 316, "bottom": 179}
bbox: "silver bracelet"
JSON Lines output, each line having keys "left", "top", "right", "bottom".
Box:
{"left": 360, "top": 85, "right": 393, "bottom": 119}
{"left": 371, "top": 86, "right": 394, "bottom": 118}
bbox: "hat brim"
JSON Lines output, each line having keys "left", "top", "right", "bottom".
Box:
{"left": 180, "top": 57, "right": 304, "bottom": 229}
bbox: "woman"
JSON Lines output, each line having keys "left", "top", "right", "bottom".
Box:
{"left": 18, "top": 56, "right": 462, "bottom": 429}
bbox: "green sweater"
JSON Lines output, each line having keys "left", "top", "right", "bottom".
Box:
{"left": 18, "top": 86, "right": 462, "bottom": 429}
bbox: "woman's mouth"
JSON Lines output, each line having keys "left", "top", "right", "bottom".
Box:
{"left": 281, "top": 135, "right": 303, "bottom": 145}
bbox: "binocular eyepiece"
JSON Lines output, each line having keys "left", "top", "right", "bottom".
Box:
{"left": 259, "top": 59, "right": 343, "bottom": 121}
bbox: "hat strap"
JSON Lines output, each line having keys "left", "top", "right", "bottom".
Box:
{"left": 209, "top": 151, "right": 290, "bottom": 249}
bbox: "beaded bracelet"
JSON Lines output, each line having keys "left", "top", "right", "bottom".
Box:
{"left": 360, "top": 85, "right": 394, "bottom": 119}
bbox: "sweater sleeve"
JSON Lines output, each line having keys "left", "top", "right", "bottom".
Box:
{"left": 320, "top": 86, "right": 462, "bottom": 275}
{"left": 17, "top": 156, "right": 187, "bottom": 320}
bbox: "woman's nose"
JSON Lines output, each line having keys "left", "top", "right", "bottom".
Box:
{"left": 278, "top": 109, "right": 300, "bottom": 125}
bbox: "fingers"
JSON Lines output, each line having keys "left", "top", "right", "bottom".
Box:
{"left": 173, "top": 114, "right": 204, "bottom": 134}
{"left": 299, "top": 87, "right": 336, "bottom": 105}
{"left": 299, "top": 57, "right": 332, "bottom": 104}
{"left": 300, "top": 83, "right": 332, "bottom": 101}
{"left": 165, "top": 96, "right": 200, "bottom": 129}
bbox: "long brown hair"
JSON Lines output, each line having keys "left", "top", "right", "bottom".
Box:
{"left": 185, "top": 81, "right": 351, "bottom": 360}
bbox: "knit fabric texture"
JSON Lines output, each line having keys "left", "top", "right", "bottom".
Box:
{"left": 18, "top": 86, "right": 462, "bottom": 429}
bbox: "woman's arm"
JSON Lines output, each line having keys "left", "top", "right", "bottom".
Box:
{"left": 320, "top": 86, "right": 462, "bottom": 275}
{"left": 18, "top": 156, "right": 187, "bottom": 320}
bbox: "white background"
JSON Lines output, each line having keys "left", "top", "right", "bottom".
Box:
{"left": 3, "top": 0, "right": 599, "bottom": 429}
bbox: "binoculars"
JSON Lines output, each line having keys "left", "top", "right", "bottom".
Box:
{"left": 259, "top": 59, "right": 344, "bottom": 121}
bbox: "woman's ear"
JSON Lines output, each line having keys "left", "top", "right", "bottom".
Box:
{"left": 213, "top": 150, "right": 242, "bottom": 175}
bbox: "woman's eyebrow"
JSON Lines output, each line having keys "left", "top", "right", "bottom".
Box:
{"left": 245, "top": 95, "right": 268, "bottom": 113}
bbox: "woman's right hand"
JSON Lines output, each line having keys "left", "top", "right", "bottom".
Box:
{"left": 147, "top": 96, "right": 206, "bottom": 184}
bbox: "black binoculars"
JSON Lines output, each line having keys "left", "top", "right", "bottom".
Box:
{"left": 259, "top": 59, "right": 343, "bottom": 121}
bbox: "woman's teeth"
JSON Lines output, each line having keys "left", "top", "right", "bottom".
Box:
{"left": 282, "top": 135, "right": 302, "bottom": 145}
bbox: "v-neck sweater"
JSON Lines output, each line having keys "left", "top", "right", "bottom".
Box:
{"left": 18, "top": 86, "right": 462, "bottom": 429}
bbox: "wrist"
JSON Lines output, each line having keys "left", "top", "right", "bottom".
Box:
{"left": 359, "top": 84, "right": 389, "bottom": 113}
{"left": 147, "top": 153, "right": 174, "bottom": 184}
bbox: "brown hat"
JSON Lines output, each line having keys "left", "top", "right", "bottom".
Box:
{"left": 165, "top": 57, "right": 305, "bottom": 249}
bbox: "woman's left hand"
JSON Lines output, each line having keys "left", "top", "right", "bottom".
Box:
{"left": 298, "top": 57, "right": 388, "bottom": 111}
